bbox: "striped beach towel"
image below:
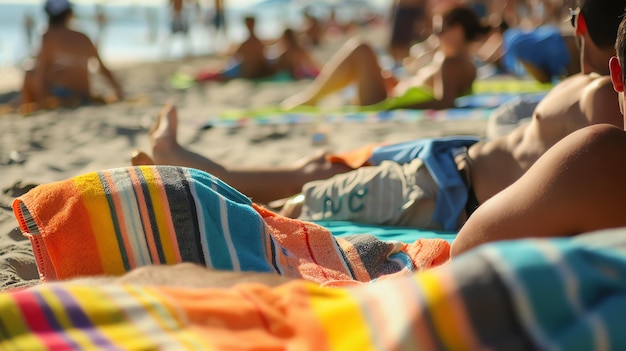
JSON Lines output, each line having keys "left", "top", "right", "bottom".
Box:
{"left": 12, "top": 166, "right": 450, "bottom": 284}
{"left": 2, "top": 236, "right": 626, "bottom": 350}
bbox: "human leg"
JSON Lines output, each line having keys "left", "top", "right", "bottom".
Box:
{"left": 281, "top": 38, "right": 388, "bottom": 109}
{"left": 134, "top": 104, "right": 353, "bottom": 204}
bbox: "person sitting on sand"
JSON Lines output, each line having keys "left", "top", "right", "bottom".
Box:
{"left": 202, "top": 22, "right": 319, "bottom": 82}
{"left": 280, "top": 6, "right": 491, "bottom": 111}
{"left": 132, "top": 0, "right": 624, "bottom": 232}
{"left": 214, "top": 15, "right": 275, "bottom": 81}
{"left": 272, "top": 29, "right": 321, "bottom": 80}
{"left": 19, "top": 0, "right": 124, "bottom": 114}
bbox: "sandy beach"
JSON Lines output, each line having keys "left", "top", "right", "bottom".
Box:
{"left": 0, "top": 28, "right": 488, "bottom": 290}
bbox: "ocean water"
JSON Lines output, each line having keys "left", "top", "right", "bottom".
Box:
{"left": 0, "top": 0, "right": 387, "bottom": 69}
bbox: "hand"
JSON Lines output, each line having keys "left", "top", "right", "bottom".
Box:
{"left": 279, "top": 194, "right": 305, "bottom": 218}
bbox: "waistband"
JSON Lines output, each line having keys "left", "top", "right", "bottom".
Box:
{"left": 454, "top": 148, "right": 480, "bottom": 218}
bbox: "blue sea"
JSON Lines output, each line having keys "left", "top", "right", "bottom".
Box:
{"left": 0, "top": 0, "right": 387, "bottom": 68}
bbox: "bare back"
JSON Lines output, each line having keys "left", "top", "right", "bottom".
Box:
{"left": 469, "top": 73, "right": 623, "bottom": 204}
{"left": 236, "top": 37, "right": 272, "bottom": 79}
{"left": 38, "top": 27, "right": 97, "bottom": 96}
{"left": 392, "top": 52, "right": 476, "bottom": 106}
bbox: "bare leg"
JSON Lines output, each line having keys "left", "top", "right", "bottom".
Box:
{"left": 140, "top": 104, "right": 353, "bottom": 204}
{"left": 281, "top": 38, "right": 388, "bottom": 109}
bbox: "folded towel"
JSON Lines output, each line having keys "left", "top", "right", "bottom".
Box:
{"left": 12, "top": 166, "right": 450, "bottom": 284}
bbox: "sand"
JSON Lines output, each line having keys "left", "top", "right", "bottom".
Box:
{"left": 0, "top": 28, "right": 488, "bottom": 290}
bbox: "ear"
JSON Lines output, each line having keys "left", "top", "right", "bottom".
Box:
{"left": 609, "top": 56, "right": 624, "bottom": 93}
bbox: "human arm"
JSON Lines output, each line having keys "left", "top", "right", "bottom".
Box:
{"left": 86, "top": 37, "right": 124, "bottom": 101}
{"left": 402, "top": 36, "right": 439, "bottom": 75}
{"left": 96, "top": 59, "right": 124, "bottom": 101}
{"left": 31, "top": 40, "right": 53, "bottom": 109}
{"left": 451, "top": 124, "right": 626, "bottom": 257}
{"left": 474, "top": 31, "right": 504, "bottom": 64}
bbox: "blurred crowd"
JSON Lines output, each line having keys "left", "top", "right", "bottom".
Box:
{"left": 9, "top": 0, "right": 576, "bottom": 113}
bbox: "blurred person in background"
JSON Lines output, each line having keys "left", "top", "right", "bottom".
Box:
{"left": 19, "top": 0, "right": 124, "bottom": 114}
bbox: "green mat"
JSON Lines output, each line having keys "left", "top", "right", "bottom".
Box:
{"left": 170, "top": 71, "right": 296, "bottom": 90}
{"left": 218, "top": 87, "right": 435, "bottom": 120}
{"left": 214, "top": 78, "right": 552, "bottom": 120}
{"left": 471, "top": 79, "right": 553, "bottom": 94}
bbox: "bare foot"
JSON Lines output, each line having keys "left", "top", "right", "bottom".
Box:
{"left": 279, "top": 194, "right": 305, "bottom": 218}
{"left": 149, "top": 103, "right": 181, "bottom": 165}
{"left": 131, "top": 150, "right": 155, "bottom": 166}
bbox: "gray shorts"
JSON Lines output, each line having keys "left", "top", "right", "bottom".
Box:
{"left": 298, "top": 158, "right": 444, "bottom": 230}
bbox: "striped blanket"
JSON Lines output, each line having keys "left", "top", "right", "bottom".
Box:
{"left": 3, "top": 235, "right": 626, "bottom": 350}
{"left": 12, "top": 166, "right": 449, "bottom": 284}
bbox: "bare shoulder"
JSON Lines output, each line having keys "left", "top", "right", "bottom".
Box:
{"left": 441, "top": 56, "right": 476, "bottom": 89}
{"left": 452, "top": 124, "right": 626, "bottom": 256}
{"left": 580, "top": 75, "right": 622, "bottom": 127}
{"left": 440, "top": 56, "right": 475, "bottom": 77}
{"left": 581, "top": 75, "right": 616, "bottom": 98}
{"left": 68, "top": 29, "right": 94, "bottom": 44}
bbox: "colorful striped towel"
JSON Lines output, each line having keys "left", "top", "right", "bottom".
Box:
{"left": 2, "top": 236, "right": 626, "bottom": 350}
{"left": 12, "top": 166, "right": 450, "bottom": 284}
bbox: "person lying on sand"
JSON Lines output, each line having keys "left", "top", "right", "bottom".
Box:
{"left": 132, "top": 0, "right": 624, "bottom": 232}
{"left": 18, "top": 0, "right": 124, "bottom": 114}
{"left": 280, "top": 6, "right": 491, "bottom": 111}
{"left": 8, "top": 154, "right": 626, "bottom": 349}
{"left": 452, "top": 10, "right": 626, "bottom": 256}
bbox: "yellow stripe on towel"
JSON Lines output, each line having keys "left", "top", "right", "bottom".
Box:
{"left": 418, "top": 269, "right": 474, "bottom": 351}
{"left": 309, "top": 285, "right": 375, "bottom": 351}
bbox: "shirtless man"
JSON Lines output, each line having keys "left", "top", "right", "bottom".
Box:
{"left": 217, "top": 15, "right": 274, "bottom": 80}
{"left": 20, "top": 0, "right": 124, "bottom": 113}
{"left": 134, "top": 0, "right": 624, "bottom": 231}
{"left": 452, "top": 8, "right": 626, "bottom": 256}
